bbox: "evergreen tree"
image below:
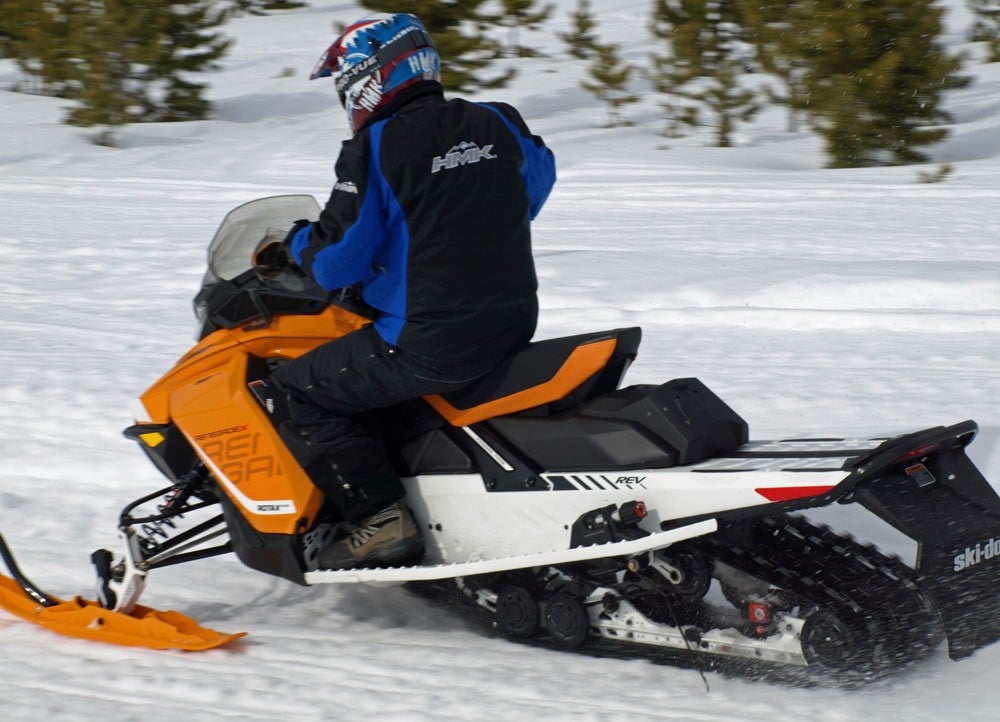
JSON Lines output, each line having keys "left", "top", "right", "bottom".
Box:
{"left": 691, "top": 62, "right": 760, "bottom": 147}
{"left": 0, "top": 0, "right": 81, "bottom": 96}
{"left": 649, "top": 0, "right": 759, "bottom": 146}
{"left": 497, "top": 0, "right": 554, "bottom": 57}
{"left": 57, "top": 0, "right": 230, "bottom": 144}
{"left": 4, "top": 0, "right": 230, "bottom": 140}
{"left": 581, "top": 42, "right": 639, "bottom": 127}
{"left": 739, "top": 1, "right": 811, "bottom": 132}
{"left": 792, "top": 0, "right": 969, "bottom": 167}
{"left": 0, "top": 0, "right": 38, "bottom": 60}
{"left": 357, "top": 0, "right": 514, "bottom": 92}
{"left": 648, "top": 0, "right": 703, "bottom": 136}
{"left": 63, "top": 0, "right": 150, "bottom": 143}
{"left": 143, "top": 1, "right": 231, "bottom": 121}
{"left": 968, "top": 0, "right": 1000, "bottom": 62}
{"left": 558, "top": 0, "right": 599, "bottom": 60}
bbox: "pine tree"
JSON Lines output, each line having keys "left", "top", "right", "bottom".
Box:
{"left": 143, "top": 1, "right": 231, "bottom": 121}
{"left": 59, "top": 0, "right": 230, "bottom": 144}
{"left": 581, "top": 42, "right": 639, "bottom": 127}
{"left": 739, "top": 1, "right": 811, "bottom": 132}
{"left": 0, "top": 0, "right": 38, "bottom": 61}
{"left": 64, "top": 0, "right": 149, "bottom": 143}
{"left": 0, "top": 0, "right": 82, "bottom": 97}
{"left": 649, "top": 0, "right": 759, "bottom": 146}
{"left": 968, "top": 0, "right": 1000, "bottom": 62}
{"left": 792, "top": 0, "right": 969, "bottom": 167}
{"left": 558, "top": 0, "right": 599, "bottom": 60}
{"left": 691, "top": 62, "right": 760, "bottom": 147}
{"left": 648, "top": 0, "right": 703, "bottom": 137}
{"left": 497, "top": 0, "right": 554, "bottom": 57}
{"left": 357, "top": 0, "right": 514, "bottom": 92}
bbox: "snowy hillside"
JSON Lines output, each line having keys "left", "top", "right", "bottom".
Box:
{"left": 1, "top": 1, "right": 1000, "bottom": 720}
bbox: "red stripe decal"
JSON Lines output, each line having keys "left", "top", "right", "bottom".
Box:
{"left": 755, "top": 485, "right": 836, "bottom": 502}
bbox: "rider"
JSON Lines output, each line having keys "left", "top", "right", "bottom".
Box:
{"left": 254, "top": 12, "right": 556, "bottom": 570}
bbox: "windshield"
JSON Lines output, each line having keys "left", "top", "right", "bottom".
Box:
{"left": 203, "top": 195, "right": 321, "bottom": 284}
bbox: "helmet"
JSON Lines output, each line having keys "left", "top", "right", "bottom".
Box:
{"left": 310, "top": 13, "right": 441, "bottom": 133}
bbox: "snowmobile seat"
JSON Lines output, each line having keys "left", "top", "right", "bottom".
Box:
{"left": 424, "top": 327, "right": 642, "bottom": 427}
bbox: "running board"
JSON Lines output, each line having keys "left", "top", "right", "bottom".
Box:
{"left": 304, "top": 519, "right": 718, "bottom": 584}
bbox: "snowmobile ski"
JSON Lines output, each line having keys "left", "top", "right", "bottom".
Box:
{"left": 0, "top": 534, "right": 243, "bottom": 651}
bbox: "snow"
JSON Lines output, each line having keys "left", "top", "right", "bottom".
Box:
{"left": 1, "top": 1, "right": 999, "bottom": 719}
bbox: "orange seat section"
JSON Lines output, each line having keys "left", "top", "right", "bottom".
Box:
{"left": 425, "top": 338, "right": 617, "bottom": 426}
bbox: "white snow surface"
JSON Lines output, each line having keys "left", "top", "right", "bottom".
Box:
{"left": 2, "top": 1, "right": 1000, "bottom": 719}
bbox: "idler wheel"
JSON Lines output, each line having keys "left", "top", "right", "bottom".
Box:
{"left": 542, "top": 592, "right": 589, "bottom": 647}
{"left": 800, "top": 609, "right": 857, "bottom": 669}
{"left": 495, "top": 585, "right": 539, "bottom": 638}
{"left": 656, "top": 546, "right": 711, "bottom": 603}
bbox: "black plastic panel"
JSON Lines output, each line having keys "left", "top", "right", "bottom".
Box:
{"left": 123, "top": 422, "right": 197, "bottom": 484}
{"left": 489, "top": 415, "right": 675, "bottom": 471}
{"left": 583, "top": 379, "right": 749, "bottom": 465}
{"left": 217, "top": 494, "right": 307, "bottom": 585}
{"left": 399, "top": 429, "right": 474, "bottom": 474}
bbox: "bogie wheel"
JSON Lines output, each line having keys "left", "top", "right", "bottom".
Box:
{"left": 495, "top": 585, "right": 539, "bottom": 638}
{"left": 542, "top": 592, "right": 590, "bottom": 647}
{"left": 800, "top": 609, "right": 866, "bottom": 670}
{"left": 655, "top": 546, "right": 711, "bottom": 603}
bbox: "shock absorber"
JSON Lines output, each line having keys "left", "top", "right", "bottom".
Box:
{"left": 121, "top": 467, "right": 210, "bottom": 556}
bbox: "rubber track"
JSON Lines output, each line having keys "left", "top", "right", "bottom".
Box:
{"left": 416, "top": 514, "right": 940, "bottom": 678}
{"left": 705, "top": 513, "right": 939, "bottom": 673}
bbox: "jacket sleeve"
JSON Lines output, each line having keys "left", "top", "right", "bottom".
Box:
{"left": 290, "top": 139, "right": 386, "bottom": 291}
{"left": 479, "top": 102, "right": 556, "bottom": 220}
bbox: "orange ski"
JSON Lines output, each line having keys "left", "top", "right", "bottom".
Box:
{"left": 0, "top": 533, "right": 244, "bottom": 651}
{"left": 0, "top": 574, "right": 245, "bottom": 650}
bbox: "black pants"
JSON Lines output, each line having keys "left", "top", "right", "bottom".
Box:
{"left": 270, "top": 324, "right": 489, "bottom": 523}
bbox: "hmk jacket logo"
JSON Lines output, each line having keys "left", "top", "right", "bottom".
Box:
{"left": 431, "top": 141, "right": 496, "bottom": 173}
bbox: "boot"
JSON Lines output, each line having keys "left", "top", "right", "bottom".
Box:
{"left": 317, "top": 502, "right": 424, "bottom": 570}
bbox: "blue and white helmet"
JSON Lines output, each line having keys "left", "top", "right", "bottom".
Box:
{"left": 310, "top": 13, "right": 441, "bottom": 133}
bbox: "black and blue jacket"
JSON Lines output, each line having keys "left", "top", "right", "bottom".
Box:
{"left": 290, "top": 82, "right": 556, "bottom": 366}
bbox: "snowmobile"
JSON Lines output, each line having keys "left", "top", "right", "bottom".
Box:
{"left": 3, "top": 195, "right": 1000, "bottom": 675}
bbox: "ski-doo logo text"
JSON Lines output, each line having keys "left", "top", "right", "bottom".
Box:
{"left": 431, "top": 141, "right": 496, "bottom": 173}
{"left": 953, "top": 536, "right": 1000, "bottom": 572}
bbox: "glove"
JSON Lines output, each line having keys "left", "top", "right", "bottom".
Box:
{"left": 252, "top": 219, "right": 311, "bottom": 277}
{"left": 283, "top": 218, "right": 312, "bottom": 246}
{"left": 252, "top": 239, "right": 290, "bottom": 268}
{"left": 252, "top": 238, "right": 293, "bottom": 276}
